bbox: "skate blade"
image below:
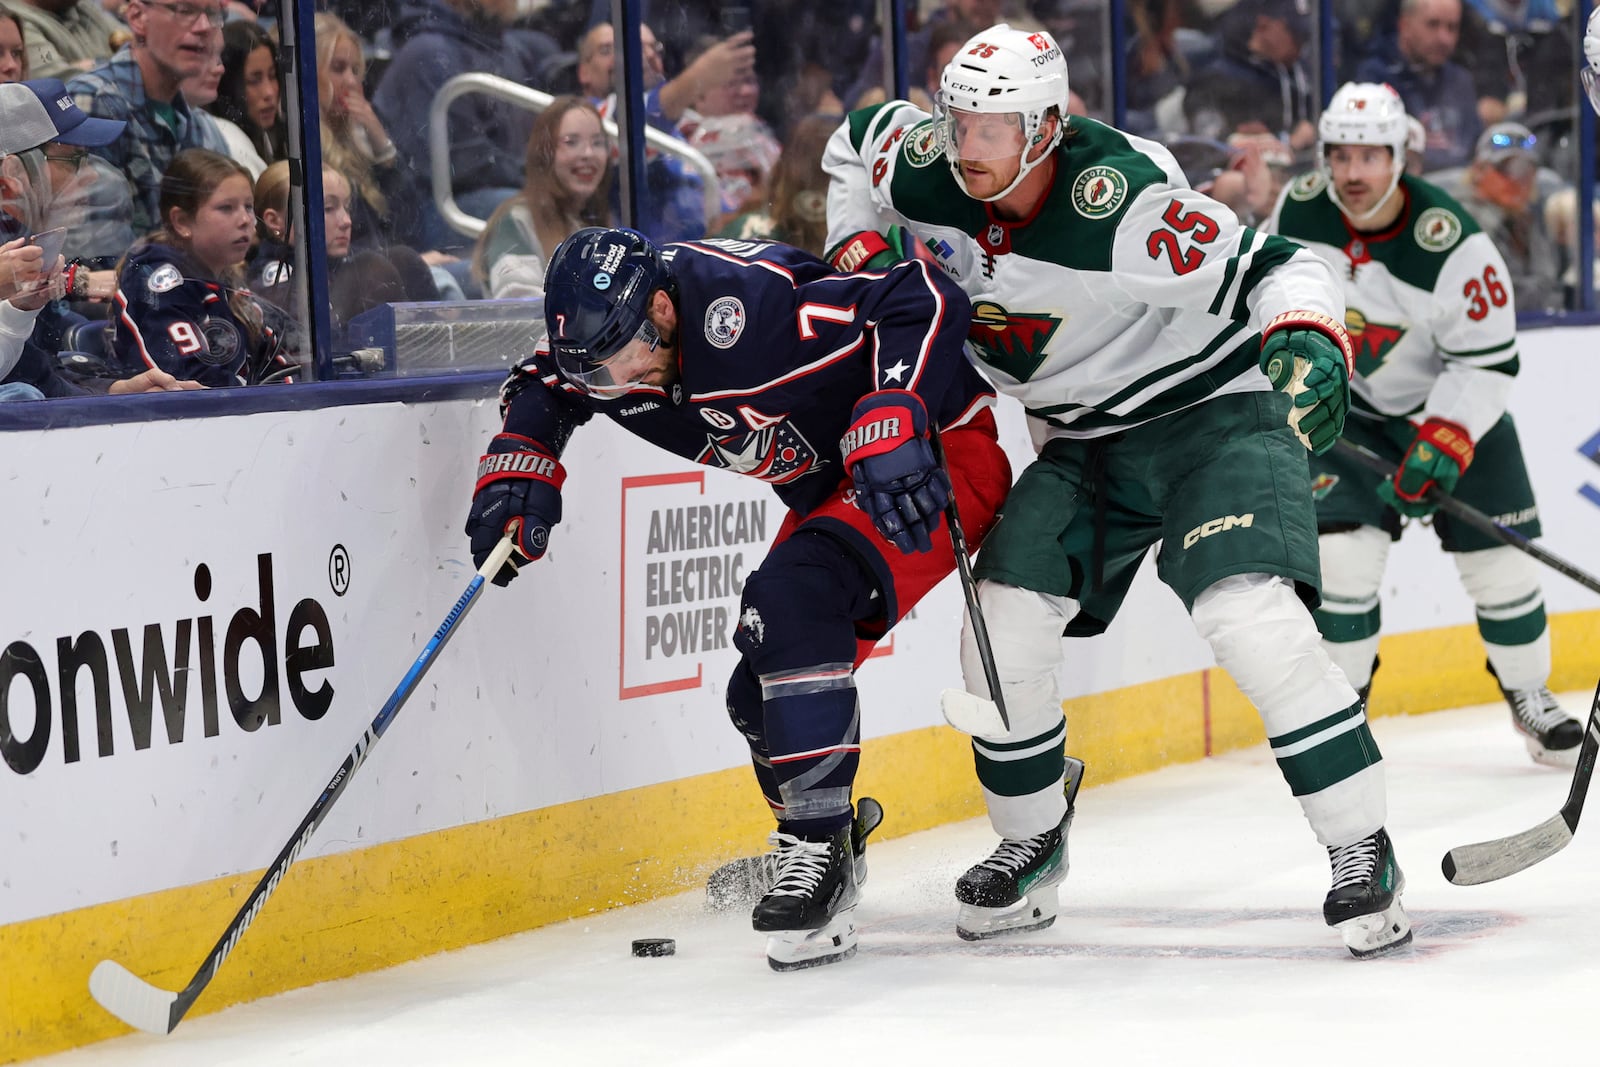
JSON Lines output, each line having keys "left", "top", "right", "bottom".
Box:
{"left": 1334, "top": 899, "right": 1413, "bottom": 959}
{"left": 765, "top": 909, "right": 858, "bottom": 972}
{"left": 956, "top": 885, "right": 1060, "bottom": 941}
{"left": 1525, "top": 735, "right": 1580, "bottom": 769}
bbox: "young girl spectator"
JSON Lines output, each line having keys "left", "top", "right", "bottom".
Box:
{"left": 214, "top": 20, "right": 287, "bottom": 167}
{"left": 252, "top": 160, "right": 438, "bottom": 333}
{"left": 0, "top": 5, "right": 28, "bottom": 84}
{"left": 114, "top": 149, "right": 291, "bottom": 387}
{"left": 315, "top": 12, "right": 400, "bottom": 251}
{"left": 471, "top": 95, "right": 611, "bottom": 299}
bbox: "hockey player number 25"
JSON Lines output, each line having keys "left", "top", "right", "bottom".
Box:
{"left": 1463, "top": 265, "right": 1508, "bottom": 321}
{"left": 1146, "top": 199, "right": 1219, "bottom": 276}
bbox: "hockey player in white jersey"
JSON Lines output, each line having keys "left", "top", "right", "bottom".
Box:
{"left": 824, "top": 25, "right": 1412, "bottom": 958}
{"left": 1267, "top": 83, "right": 1582, "bottom": 768}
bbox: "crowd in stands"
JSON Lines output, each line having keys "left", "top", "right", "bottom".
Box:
{"left": 0, "top": 0, "right": 1594, "bottom": 401}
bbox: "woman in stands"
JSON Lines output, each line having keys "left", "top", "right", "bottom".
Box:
{"left": 470, "top": 95, "right": 612, "bottom": 298}
{"left": 0, "top": 5, "right": 29, "bottom": 84}
{"left": 213, "top": 20, "right": 287, "bottom": 169}
{"left": 251, "top": 160, "right": 438, "bottom": 333}
{"left": 314, "top": 12, "right": 402, "bottom": 252}
{"left": 113, "top": 149, "right": 292, "bottom": 387}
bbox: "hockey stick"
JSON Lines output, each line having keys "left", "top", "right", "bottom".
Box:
{"left": 1441, "top": 678, "right": 1600, "bottom": 885}
{"left": 89, "top": 535, "right": 516, "bottom": 1035}
{"left": 928, "top": 429, "right": 1011, "bottom": 739}
{"left": 1333, "top": 438, "right": 1600, "bottom": 597}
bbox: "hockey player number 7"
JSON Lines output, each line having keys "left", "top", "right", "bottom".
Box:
{"left": 1146, "top": 200, "right": 1219, "bottom": 276}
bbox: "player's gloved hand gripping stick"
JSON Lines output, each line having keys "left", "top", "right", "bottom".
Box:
{"left": 1259, "top": 311, "right": 1354, "bottom": 455}
{"left": 89, "top": 536, "right": 517, "bottom": 1035}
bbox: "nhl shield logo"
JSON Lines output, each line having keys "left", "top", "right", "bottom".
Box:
{"left": 1071, "top": 166, "right": 1127, "bottom": 219}
{"left": 704, "top": 296, "right": 746, "bottom": 349}
{"left": 1414, "top": 207, "right": 1462, "bottom": 253}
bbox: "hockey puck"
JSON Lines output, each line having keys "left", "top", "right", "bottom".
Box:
{"left": 631, "top": 937, "right": 676, "bottom": 958}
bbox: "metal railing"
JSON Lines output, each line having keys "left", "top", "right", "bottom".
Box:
{"left": 426, "top": 72, "right": 723, "bottom": 240}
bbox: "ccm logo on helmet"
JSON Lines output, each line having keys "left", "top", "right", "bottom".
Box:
{"left": 1183, "top": 513, "right": 1255, "bottom": 549}
{"left": 477, "top": 452, "right": 559, "bottom": 480}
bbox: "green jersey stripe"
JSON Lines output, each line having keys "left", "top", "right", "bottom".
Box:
{"left": 1230, "top": 234, "right": 1305, "bottom": 321}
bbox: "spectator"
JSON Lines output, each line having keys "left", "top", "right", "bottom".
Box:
{"left": 111, "top": 147, "right": 291, "bottom": 386}
{"left": 680, "top": 43, "right": 781, "bottom": 226}
{"left": 372, "top": 0, "right": 560, "bottom": 252}
{"left": 714, "top": 111, "right": 836, "bottom": 255}
{"left": 0, "top": 4, "right": 28, "bottom": 81}
{"left": 1451, "top": 121, "right": 1562, "bottom": 313}
{"left": 252, "top": 160, "right": 440, "bottom": 336}
{"left": 183, "top": 41, "right": 265, "bottom": 178}
{"left": 1184, "top": 0, "right": 1317, "bottom": 149}
{"left": 842, "top": 0, "right": 1002, "bottom": 111}
{"left": 210, "top": 19, "right": 283, "bottom": 167}
{"left": 1355, "top": 0, "right": 1480, "bottom": 171}
{"left": 1457, "top": 0, "right": 1573, "bottom": 123}
{"left": 471, "top": 95, "right": 611, "bottom": 299}
{"left": 67, "top": 0, "right": 229, "bottom": 237}
{"left": 7, "top": 0, "right": 126, "bottom": 82}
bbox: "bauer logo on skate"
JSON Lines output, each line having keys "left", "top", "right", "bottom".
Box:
{"left": 620, "top": 472, "right": 770, "bottom": 699}
{"left": 0, "top": 552, "right": 339, "bottom": 777}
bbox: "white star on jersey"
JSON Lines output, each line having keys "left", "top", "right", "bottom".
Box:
{"left": 883, "top": 360, "right": 910, "bottom": 384}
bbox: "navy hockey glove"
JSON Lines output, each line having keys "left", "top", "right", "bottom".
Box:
{"left": 826, "top": 224, "right": 936, "bottom": 273}
{"left": 465, "top": 433, "right": 566, "bottom": 586}
{"left": 840, "top": 389, "right": 952, "bottom": 554}
{"left": 1259, "top": 312, "right": 1354, "bottom": 456}
{"left": 1378, "top": 418, "right": 1474, "bottom": 519}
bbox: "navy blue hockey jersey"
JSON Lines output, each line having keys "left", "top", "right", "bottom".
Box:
{"left": 113, "top": 242, "right": 291, "bottom": 388}
{"left": 500, "top": 238, "right": 996, "bottom": 516}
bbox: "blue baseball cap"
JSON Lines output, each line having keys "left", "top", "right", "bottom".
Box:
{"left": 0, "top": 78, "right": 125, "bottom": 154}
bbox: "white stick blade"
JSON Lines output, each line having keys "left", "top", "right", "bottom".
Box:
{"left": 1441, "top": 813, "right": 1574, "bottom": 886}
{"left": 89, "top": 959, "right": 179, "bottom": 1035}
{"left": 940, "top": 688, "right": 1009, "bottom": 740}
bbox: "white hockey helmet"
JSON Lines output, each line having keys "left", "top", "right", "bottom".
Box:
{"left": 1583, "top": 7, "right": 1600, "bottom": 115}
{"left": 936, "top": 24, "right": 1069, "bottom": 202}
{"left": 1317, "top": 82, "right": 1408, "bottom": 222}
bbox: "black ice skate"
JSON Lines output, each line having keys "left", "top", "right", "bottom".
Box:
{"left": 707, "top": 797, "right": 883, "bottom": 910}
{"left": 955, "top": 756, "right": 1085, "bottom": 941}
{"left": 751, "top": 823, "right": 859, "bottom": 971}
{"left": 1324, "top": 827, "right": 1412, "bottom": 958}
{"left": 1502, "top": 685, "right": 1583, "bottom": 768}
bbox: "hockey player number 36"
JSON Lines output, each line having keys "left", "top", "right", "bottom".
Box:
{"left": 1463, "top": 265, "right": 1508, "bottom": 321}
{"left": 1146, "top": 199, "right": 1219, "bottom": 276}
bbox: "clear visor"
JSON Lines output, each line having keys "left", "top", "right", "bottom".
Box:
{"left": 553, "top": 318, "right": 662, "bottom": 399}
{"left": 937, "top": 105, "right": 1027, "bottom": 162}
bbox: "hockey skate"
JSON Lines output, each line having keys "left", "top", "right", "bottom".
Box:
{"left": 955, "top": 756, "right": 1085, "bottom": 941}
{"left": 706, "top": 797, "right": 883, "bottom": 910}
{"left": 1324, "top": 827, "right": 1412, "bottom": 958}
{"left": 751, "top": 823, "right": 859, "bottom": 971}
{"left": 1502, "top": 685, "right": 1583, "bottom": 768}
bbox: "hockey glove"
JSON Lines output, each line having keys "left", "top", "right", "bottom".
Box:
{"left": 826, "top": 224, "right": 936, "bottom": 273}
{"left": 1377, "top": 418, "right": 1474, "bottom": 519}
{"left": 465, "top": 433, "right": 566, "bottom": 586}
{"left": 840, "top": 389, "right": 952, "bottom": 554}
{"left": 1259, "top": 312, "right": 1354, "bottom": 456}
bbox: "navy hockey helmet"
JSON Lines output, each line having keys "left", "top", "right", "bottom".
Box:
{"left": 543, "top": 227, "right": 673, "bottom": 396}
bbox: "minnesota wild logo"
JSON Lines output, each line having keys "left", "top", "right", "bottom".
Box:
{"left": 1344, "top": 307, "right": 1406, "bottom": 378}
{"left": 904, "top": 120, "right": 943, "bottom": 168}
{"left": 1288, "top": 170, "right": 1328, "bottom": 201}
{"left": 967, "top": 301, "right": 1063, "bottom": 382}
{"left": 1414, "top": 207, "right": 1462, "bottom": 252}
{"left": 1310, "top": 472, "right": 1340, "bottom": 501}
{"left": 1072, "top": 166, "right": 1127, "bottom": 219}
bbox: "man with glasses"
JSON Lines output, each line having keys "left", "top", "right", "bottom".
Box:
{"left": 464, "top": 226, "right": 1010, "bottom": 970}
{"left": 1268, "top": 82, "right": 1582, "bottom": 769}
{"left": 1454, "top": 121, "right": 1561, "bottom": 314}
{"left": 65, "top": 0, "right": 227, "bottom": 238}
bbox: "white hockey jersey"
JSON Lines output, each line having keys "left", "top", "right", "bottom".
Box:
{"left": 1266, "top": 170, "right": 1516, "bottom": 442}
{"left": 823, "top": 102, "right": 1347, "bottom": 443}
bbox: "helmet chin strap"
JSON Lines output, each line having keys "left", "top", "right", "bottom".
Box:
{"left": 1327, "top": 161, "right": 1403, "bottom": 226}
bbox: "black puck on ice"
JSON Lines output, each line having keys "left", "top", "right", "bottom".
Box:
{"left": 631, "top": 937, "right": 676, "bottom": 958}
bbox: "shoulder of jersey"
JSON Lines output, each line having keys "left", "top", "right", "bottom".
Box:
{"left": 1051, "top": 118, "right": 1171, "bottom": 225}
{"left": 1401, "top": 175, "right": 1482, "bottom": 256}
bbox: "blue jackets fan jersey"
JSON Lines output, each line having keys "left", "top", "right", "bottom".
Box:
{"left": 500, "top": 238, "right": 995, "bottom": 516}
{"left": 113, "top": 242, "right": 290, "bottom": 388}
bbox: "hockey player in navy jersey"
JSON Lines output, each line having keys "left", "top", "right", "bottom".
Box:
{"left": 463, "top": 227, "right": 1010, "bottom": 971}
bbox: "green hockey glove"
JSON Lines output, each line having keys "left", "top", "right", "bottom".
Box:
{"left": 1259, "top": 312, "right": 1355, "bottom": 455}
